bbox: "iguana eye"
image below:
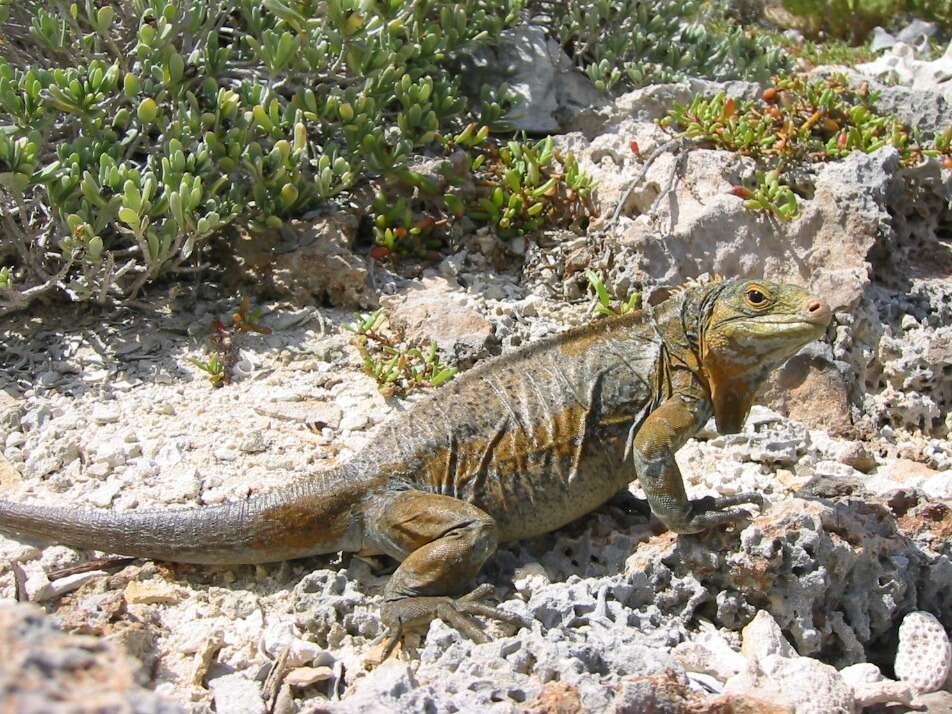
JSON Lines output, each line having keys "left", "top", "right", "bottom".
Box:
{"left": 746, "top": 288, "right": 767, "bottom": 306}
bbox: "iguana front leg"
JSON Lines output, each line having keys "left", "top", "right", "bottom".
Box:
{"left": 363, "top": 491, "right": 526, "bottom": 653}
{"left": 631, "top": 392, "right": 764, "bottom": 534}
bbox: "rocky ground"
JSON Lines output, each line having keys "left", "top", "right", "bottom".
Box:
{"left": 2, "top": 24, "right": 952, "bottom": 714}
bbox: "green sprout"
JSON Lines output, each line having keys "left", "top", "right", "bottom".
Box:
{"left": 189, "top": 354, "right": 227, "bottom": 388}
{"left": 585, "top": 270, "right": 641, "bottom": 317}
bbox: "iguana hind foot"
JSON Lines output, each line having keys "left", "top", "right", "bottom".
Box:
{"left": 666, "top": 492, "right": 767, "bottom": 534}
{"left": 380, "top": 583, "right": 528, "bottom": 651}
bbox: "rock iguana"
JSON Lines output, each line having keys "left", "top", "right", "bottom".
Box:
{"left": 0, "top": 278, "right": 832, "bottom": 647}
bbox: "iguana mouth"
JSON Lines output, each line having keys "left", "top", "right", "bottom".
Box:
{"left": 756, "top": 303, "right": 832, "bottom": 330}
{"left": 754, "top": 318, "right": 828, "bottom": 328}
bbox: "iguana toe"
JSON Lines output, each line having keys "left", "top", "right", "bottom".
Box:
{"left": 378, "top": 584, "right": 528, "bottom": 655}
{"left": 662, "top": 492, "right": 767, "bottom": 534}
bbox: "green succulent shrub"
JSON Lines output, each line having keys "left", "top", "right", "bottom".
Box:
{"left": 370, "top": 126, "right": 594, "bottom": 258}
{"left": 536, "top": 0, "right": 791, "bottom": 91}
{"left": 756, "top": 30, "right": 877, "bottom": 68}
{"left": 659, "top": 73, "right": 952, "bottom": 219}
{"left": 0, "top": 0, "right": 523, "bottom": 314}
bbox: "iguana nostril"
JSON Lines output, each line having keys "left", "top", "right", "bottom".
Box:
{"left": 805, "top": 298, "right": 832, "bottom": 325}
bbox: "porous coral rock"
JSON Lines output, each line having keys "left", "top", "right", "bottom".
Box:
{"left": 0, "top": 603, "right": 180, "bottom": 714}
{"left": 624, "top": 497, "right": 952, "bottom": 665}
{"left": 894, "top": 611, "right": 952, "bottom": 694}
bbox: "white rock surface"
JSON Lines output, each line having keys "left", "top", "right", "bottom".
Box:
{"left": 839, "top": 662, "right": 918, "bottom": 709}
{"left": 209, "top": 673, "right": 266, "bottom": 714}
{"left": 741, "top": 610, "right": 798, "bottom": 667}
{"left": 726, "top": 655, "right": 855, "bottom": 714}
{"left": 857, "top": 41, "right": 952, "bottom": 100}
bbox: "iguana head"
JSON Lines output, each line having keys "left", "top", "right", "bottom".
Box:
{"left": 687, "top": 278, "right": 832, "bottom": 434}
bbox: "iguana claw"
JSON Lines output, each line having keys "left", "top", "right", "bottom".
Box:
{"left": 377, "top": 583, "right": 529, "bottom": 659}
{"left": 665, "top": 492, "right": 767, "bottom": 534}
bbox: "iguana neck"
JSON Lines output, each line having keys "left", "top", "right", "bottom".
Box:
{"left": 646, "top": 290, "right": 707, "bottom": 393}
{"left": 664, "top": 281, "right": 765, "bottom": 433}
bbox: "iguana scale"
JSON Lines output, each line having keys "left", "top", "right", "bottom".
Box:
{"left": 0, "top": 278, "right": 832, "bottom": 646}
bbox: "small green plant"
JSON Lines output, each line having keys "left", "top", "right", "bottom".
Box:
{"left": 344, "top": 310, "right": 457, "bottom": 396}
{"left": 732, "top": 169, "right": 800, "bottom": 222}
{"left": 585, "top": 270, "right": 641, "bottom": 317}
{"left": 792, "top": 39, "right": 876, "bottom": 68}
{"left": 188, "top": 297, "right": 271, "bottom": 388}
{"left": 190, "top": 353, "right": 227, "bottom": 389}
{"left": 661, "top": 74, "right": 928, "bottom": 167}
{"left": 468, "top": 136, "right": 594, "bottom": 236}
{"left": 925, "top": 126, "right": 952, "bottom": 168}
{"left": 0, "top": 266, "right": 12, "bottom": 289}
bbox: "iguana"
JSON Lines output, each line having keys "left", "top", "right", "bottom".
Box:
{"left": 0, "top": 278, "right": 831, "bottom": 647}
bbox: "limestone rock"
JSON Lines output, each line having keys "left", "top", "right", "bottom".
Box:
{"left": 839, "top": 662, "right": 918, "bottom": 709}
{"left": 857, "top": 41, "right": 952, "bottom": 101}
{"left": 613, "top": 671, "right": 792, "bottom": 713}
{"left": 759, "top": 342, "right": 853, "bottom": 435}
{"left": 0, "top": 452, "right": 22, "bottom": 490}
{"left": 459, "top": 26, "right": 607, "bottom": 133}
{"left": 726, "top": 654, "right": 855, "bottom": 714}
{"left": 209, "top": 673, "right": 266, "bottom": 714}
{"left": 573, "top": 121, "right": 894, "bottom": 314}
{"left": 524, "top": 681, "right": 582, "bottom": 713}
{"left": 0, "top": 390, "right": 23, "bottom": 432}
{"left": 124, "top": 579, "right": 185, "bottom": 606}
{"left": 741, "top": 610, "right": 798, "bottom": 666}
{"left": 232, "top": 213, "right": 374, "bottom": 309}
{"left": 672, "top": 635, "right": 747, "bottom": 682}
{"left": 284, "top": 666, "right": 334, "bottom": 688}
{"left": 383, "top": 278, "right": 495, "bottom": 363}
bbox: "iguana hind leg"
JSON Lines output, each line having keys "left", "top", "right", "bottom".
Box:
{"left": 363, "top": 490, "right": 525, "bottom": 650}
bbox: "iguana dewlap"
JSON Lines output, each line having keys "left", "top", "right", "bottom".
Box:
{"left": 0, "top": 278, "right": 831, "bottom": 645}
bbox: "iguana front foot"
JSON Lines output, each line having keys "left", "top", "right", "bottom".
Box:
{"left": 662, "top": 492, "right": 767, "bottom": 534}
{"left": 378, "top": 584, "right": 528, "bottom": 655}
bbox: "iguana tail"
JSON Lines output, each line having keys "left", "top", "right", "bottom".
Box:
{"left": 0, "top": 474, "right": 369, "bottom": 565}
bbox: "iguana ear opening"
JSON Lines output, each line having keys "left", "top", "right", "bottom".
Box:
{"left": 709, "top": 378, "right": 756, "bottom": 434}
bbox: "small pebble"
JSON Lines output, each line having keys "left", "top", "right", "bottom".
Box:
{"left": 92, "top": 403, "right": 121, "bottom": 425}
